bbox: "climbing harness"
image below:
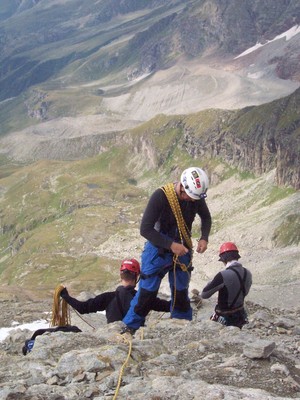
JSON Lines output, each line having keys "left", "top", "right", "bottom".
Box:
{"left": 227, "top": 266, "right": 248, "bottom": 309}
{"left": 210, "top": 312, "right": 227, "bottom": 325}
{"left": 215, "top": 304, "right": 245, "bottom": 315}
{"left": 22, "top": 325, "right": 82, "bottom": 356}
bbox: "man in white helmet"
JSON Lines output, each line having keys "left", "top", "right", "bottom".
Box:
{"left": 122, "top": 167, "right": 212, "bottom": 335}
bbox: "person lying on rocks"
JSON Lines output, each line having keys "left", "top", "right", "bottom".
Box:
{"left": 201, "top": 242, "right": 252, "bottom": 328}
{"left": 60, "top": 258, "right": 171, "bottom": 324}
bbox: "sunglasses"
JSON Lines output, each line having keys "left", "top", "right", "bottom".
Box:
{"left": 182, "top": 185, "right": 207, "bottom": 200}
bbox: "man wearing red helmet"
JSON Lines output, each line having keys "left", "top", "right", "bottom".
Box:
{"left": 201, "top": 242, "right": 252, "bottom": 328}
{"left": 60, "top": 258, "right": 170, "bottom": 324}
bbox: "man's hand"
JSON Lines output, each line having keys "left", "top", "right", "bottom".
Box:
{"left": 60, "top": 287, "right": 69, "bottom": 298}
{"left": 196, "top": 239, "right": 208, "bottom": 253}
{"left": 170, "top": 242, "right": 189, "bottom": 256}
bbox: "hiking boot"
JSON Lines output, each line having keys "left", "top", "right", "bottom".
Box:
{"left": 120, "top": 326, "right": 136, "bottom": 336}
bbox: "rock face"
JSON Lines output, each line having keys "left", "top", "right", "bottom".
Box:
{"left": 1, "top": 297, "right": 300, "bottom": 399}
{"left": 182, "top": 89, "right": 300, "bottom": 190}
{"left": 1, "top": 86, "right": 299, "bottom": 190}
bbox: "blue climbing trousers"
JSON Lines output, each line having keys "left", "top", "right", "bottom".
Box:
{"left": 123, "top": 241, "right": 193, "bottom": 330}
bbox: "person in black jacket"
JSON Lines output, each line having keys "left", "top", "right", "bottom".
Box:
{"left": 201, "top": 242, "right": 252, "bottom": 328}
{"left": 122, "top": 167, "right": 212, "bottom": 335}
{"left": 60, "top": 258, "right": 170, "bottom": 324}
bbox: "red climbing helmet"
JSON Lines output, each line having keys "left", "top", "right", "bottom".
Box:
{"left": 219, "top": 242, "right": 239, "bottom": 255}
{"left": 218, "top": 242, "right": 239, "bottom": 261}
{"left": 120, "top": 258, "right": 140, "bottom": 275}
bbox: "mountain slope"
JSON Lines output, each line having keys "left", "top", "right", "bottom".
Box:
{"left": 0, "top": 0, "right": 299, "bottom": 137}
{"left": 0, "top": 128, "right": 299, "bottom": 309}
{"left": 0, "top": 0, "right": 299, "bottom": 311}
{"left": 1, "top": 88, "right": 299, "bottom": 189}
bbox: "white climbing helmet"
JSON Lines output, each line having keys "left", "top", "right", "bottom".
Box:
{"left": 180, "top": 167, "right": 209, "bottom": 200}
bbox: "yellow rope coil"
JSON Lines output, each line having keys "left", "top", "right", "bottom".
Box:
{"left": 50, "top": 284, "right": 71, "bottom": 327}
{"left": 161, "top": 183, "right": 194, "bottom": 312}
{"left": 161, "top": 183, "right": 193, "bottom": 251}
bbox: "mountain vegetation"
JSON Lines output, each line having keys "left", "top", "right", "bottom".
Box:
{"left": 0, "top": 104, "right": 299, "bottom": 301}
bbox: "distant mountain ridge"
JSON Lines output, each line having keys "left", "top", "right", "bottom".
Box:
{"left": 0, "top": 0, "right": 299, "bottom": 102}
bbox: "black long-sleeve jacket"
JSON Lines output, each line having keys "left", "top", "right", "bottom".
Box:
{"left": 61, "top": 286, "right": 170, "bottom": 323}
{"left": 140, "top": 187, "right": 212, "bottom": 250}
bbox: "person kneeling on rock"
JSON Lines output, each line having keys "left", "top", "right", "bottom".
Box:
{"left": 60, "top": 258, "right": 171, "bottom": 324}
{"left": 201, "top": 242, "right": 252, "bottom": 329}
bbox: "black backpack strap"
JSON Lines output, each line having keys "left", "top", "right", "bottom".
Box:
{"left": 228, "top": 267, "right": 247, "bottom": 309}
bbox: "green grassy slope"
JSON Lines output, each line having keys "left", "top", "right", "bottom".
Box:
{"left": 0, "top": 150, "right": 147, "bottom": 294}
{"left": 0, "top": 135, "right": 298, "bottom": 300}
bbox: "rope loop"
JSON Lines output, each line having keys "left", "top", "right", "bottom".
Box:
{"left": 50, "top": 284, "right": 71, "bottom": 327}
{"left": 161, "top": 183, "right": 193, "bottom": 251}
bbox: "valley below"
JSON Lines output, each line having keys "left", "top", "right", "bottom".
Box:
{"left": 1, "top": 56, "right": 299, "bottom": 163}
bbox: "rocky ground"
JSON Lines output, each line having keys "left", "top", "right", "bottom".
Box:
{"left": 0, "top": 295, "right": 300, "bottom": 400}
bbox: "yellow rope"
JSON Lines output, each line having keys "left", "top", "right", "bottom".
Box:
{"left": 139, "top": 326, "right": 144, "bottom": 340}
{"left": 161, "top": 183, "right": 193, "bottom": 251}
{"left": 161, "top": 183, "right": 193, "bottom": 312}
{"left": 50, "top": 284, "right": 71, "bottom": 327}
{"left": 113, "top": 333, "right": 133, "bottom": 400}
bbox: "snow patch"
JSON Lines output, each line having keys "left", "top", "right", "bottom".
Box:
{"left": 235, "top": 24, "right": 300, "bottom": 59}
{"left": 0, "top": 319, "right": 49, "bottom": 342}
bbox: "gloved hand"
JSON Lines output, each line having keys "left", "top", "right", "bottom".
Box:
{"left": 22, "top": 339, "right": 35, "bottom": 355}
{"left": 60, "top": 287, "right": 69, "bottom": 299}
